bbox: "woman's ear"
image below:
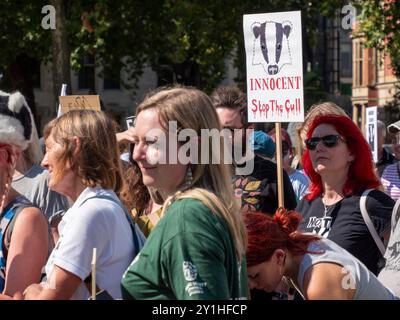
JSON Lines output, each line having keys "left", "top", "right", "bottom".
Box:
{"left": 274, "top": 249, "right": 286, "bottom": 266}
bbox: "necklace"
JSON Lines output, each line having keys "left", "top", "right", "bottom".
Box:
{"left": 322, "top": 200, "right": 337, "bottom": 218}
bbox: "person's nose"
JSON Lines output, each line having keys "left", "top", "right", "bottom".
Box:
{"left": 248, "top": 278, "right": 258, "bottom": 290}
{"left": 314, "top": 139, "right": 325, "bottom": 152}
{"left": 41, "top": 152, "right": 49, "bottom": 169}
{"left": 132, "top": 142, "right": 146, "bottom": 162}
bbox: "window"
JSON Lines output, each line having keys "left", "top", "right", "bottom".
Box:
{"left": 78, "top": 55, "right": 95, "bottom": 90}
{"left": 103, "top": 65, "right": 121, "bottom": 90}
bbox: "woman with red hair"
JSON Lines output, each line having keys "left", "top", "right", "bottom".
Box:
{"left": 296, "top": 114, "right": 394, "bottom": 275}
{"left": 245, "top": 209, "right": 397, "bottom": 300}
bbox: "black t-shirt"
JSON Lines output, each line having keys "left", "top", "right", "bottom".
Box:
{"left": 296, "top": 189, "right": 394, "bottom": 275}
{"left": 233, "top": 155, "right": 297, "bottom": 215}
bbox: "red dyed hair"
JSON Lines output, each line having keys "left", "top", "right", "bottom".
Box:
{"left": 302, "top": 115, "right": 380, "bottom": 200}
{"left": 245, "top": 208, "right": 320, "bottom": 267}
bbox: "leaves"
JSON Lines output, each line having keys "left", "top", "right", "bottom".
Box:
{"left": 353, "top": 0, "right": 400, "bottom": 78}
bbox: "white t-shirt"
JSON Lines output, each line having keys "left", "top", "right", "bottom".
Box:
{"left": 45, "top": 187, "right": 135, "bottom": 300}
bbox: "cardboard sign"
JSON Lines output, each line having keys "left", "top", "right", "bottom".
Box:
{"left": 59, "top": 95, "right": 101, "bottom": 114}
{"left": 365, "top": 106, "right": 378, "bottom": 163}
{"left": 243, "top": 11, "right": 304, "bottom": 122}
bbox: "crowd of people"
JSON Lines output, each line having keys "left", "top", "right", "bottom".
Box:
{"left": 0, "top": 84, "right": 399, "bottom": 300}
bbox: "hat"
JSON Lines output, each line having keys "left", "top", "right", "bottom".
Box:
{"left": 388, "top": 120, "right": 400, "bottom": 134}
{"left": 0, "top": 90, "right": 34, "bottom": 150}
{"left": 250, "top": 131, "right": 276, "bottom": 158}
{"left": 268, "top": 128, "right": 293, "bottom": 148}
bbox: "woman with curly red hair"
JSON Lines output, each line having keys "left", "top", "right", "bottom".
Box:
{"left": 296, "top": 114, "right": 394, "bottom": 275}
{"left": 245, "top": 209, "right": 397, "bottom": 300}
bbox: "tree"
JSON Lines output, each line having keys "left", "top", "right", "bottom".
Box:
{"left": 0, "top": 0, "right": 51, "bottom": 125}
{"left": 353, "top": 0, "right": 400, "bottom": 117}
{"left": 353, "top": 0, "right": 400, "bottom": 77}
{"left": 0, "top": 0, "right": 344, "bottom": 124}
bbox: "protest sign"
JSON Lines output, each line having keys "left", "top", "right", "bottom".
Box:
{"left": 243, "top": 11, "right": 304, "bottom": 207}
{"left": 59, "top": 95, "right": 101, "bottom": 114}
{"left": 365, "top": 106, "right": 378, "bottom": 163}
{"left": 243, "top": 11, "right": 304, "bottom": 123}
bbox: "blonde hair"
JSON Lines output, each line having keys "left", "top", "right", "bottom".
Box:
{"left": 295, "top": 102, "right": 349, "bottom": 159}
{"left": 44, "top": 110, "right": 124, "bottom": 194}
{"left": 136, "top": 86, "right": 247, "bottom": 260}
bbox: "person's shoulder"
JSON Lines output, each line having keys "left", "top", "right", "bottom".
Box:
{"left": 254, "top": 155, "right": 276, "bottom": 168}
{"left": 165, "top": 196, "right": 226, "bottom": 232}
{"left": 367, "top": 189, "right": 394, "bottom": 204}
{"left": 382, "top": 162, "right": 399, "bottom": 175}
{"left": 75, "top": 188, "right": 124, "bottom": 219}
{"left": 166, "top": 197, "right": 212, "bottom": 220}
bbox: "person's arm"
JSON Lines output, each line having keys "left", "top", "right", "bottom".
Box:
{"left": 302, "top": 263, "right": 355, "bottom": 300}
{"left": 116, "top": 128, "right": 136, "bottom": 144}
{"left": 3, "top": 207, "right": 49, "bottom": 297}
{"left": 23, "top": 265, "right": 82, "bottom": 300}
{"left": 161, "top": 231, "right": 232, "bottom": 300}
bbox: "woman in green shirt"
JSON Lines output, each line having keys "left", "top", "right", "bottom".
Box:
{"left": 121, "top": 86, "right": 248, "bottom": 300}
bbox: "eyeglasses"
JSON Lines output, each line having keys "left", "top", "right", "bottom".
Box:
{"left": 305, "top": 134, "right": 346, "bottom": 151}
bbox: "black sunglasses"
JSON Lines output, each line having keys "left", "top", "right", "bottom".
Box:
{"left": 305, "top": 134, "right": 346, "bottom": 150}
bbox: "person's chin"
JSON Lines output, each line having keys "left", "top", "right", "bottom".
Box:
{"left": 142, "top": 176, "right": 156, "bottom": 187}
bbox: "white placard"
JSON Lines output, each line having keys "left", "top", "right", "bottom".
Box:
{"left": 365, "top": 106, "right": 378, "bottom": 163}
{"left": 125, "top": 116, "right": 136, "bottom": 129}
{"left": 243, "top": 11, "right": 304, "bottom": 123}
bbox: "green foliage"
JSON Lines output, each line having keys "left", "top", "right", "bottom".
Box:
{"left": 353, "top": 0, "right": 400, "bottom": 78}
{"left": 0, "top": 1, "right": 51, "bottom": 68}
{"left": 0, "top": 0, "right": 344, "bottom": 94}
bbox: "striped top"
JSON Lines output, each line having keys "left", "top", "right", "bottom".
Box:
{"left": 381, "top": 162, "right": 400, "bottom": 201}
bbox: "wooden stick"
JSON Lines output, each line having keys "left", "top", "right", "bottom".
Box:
{"left": 361, "top": 104, "right": 366, "bottom": 137}
{"left": 275, "top": 123, "right": 284, "bottom": 208}
{"left": 91, "top": 248, "right": 97, "bottom": 300}
{"left": 352, "top": 105, "right": 358, "bottom": 127}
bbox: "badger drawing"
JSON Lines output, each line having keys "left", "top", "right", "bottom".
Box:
{"left": 251, "top": 21, "right": 293, "bottom": 75}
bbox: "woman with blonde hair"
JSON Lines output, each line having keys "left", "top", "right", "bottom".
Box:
{"left": 12, "top": 113, "right": 69, "bottom": 243}
{"left": 24, "top": 110, "right": 144, "bottom": 300}
{"left": 121, "top": 86, "right": 248, "bottom": 299}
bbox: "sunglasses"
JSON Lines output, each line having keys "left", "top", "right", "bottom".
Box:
{"left": 305, "top": 134, "right": 346, "bottom": 150}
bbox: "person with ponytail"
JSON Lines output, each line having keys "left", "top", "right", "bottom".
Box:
{"left": 0, "top": 91, "right": 50, "bottom": 299}
{"left": 246, "top": 208, "right": 397, "bottom": 299}
{"left": 296, "top": 114, "right": 394, "bottom": 275}
{"left": 121, "top": 85, "right": 248, "bottom": 300}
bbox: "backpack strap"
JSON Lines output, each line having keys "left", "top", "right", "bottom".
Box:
{"left": 80, "top": 193, "right": 146, "bottom": 296}
{"left": 360, "top": 189, "right": 386, "bottom": 256}
{"left": 391, "top": 198, "right": 400, "bottom": 234}
{"left": 82, "top": 194, "right": 145, "bottom": 252}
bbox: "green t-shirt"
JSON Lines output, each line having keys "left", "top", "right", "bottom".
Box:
{"left": 121, "top": 198, "right": 248, "bottom": 300}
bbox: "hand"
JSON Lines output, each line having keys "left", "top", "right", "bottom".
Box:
{"left": 116, "top": 128, "right": 136, "bottom": 144}
{"left": 23, "top": 283, "right": 44, "bottom": 300}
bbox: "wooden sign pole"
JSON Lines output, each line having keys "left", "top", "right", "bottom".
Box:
{"left": 91, "top": 248, "right": 97, "bottom": 300}
{"left": 361, "top": 104, "right": 366, "bottom": 137}
{"left": 352, "top": 105, "right": 358, "bottom": 127}
{"left": 275, "top": 122, "right": 285, "bottom": 208}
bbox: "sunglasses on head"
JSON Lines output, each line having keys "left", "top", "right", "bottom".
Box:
{"left": 305, "top": 134, "right": 346, "bottom": 150}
